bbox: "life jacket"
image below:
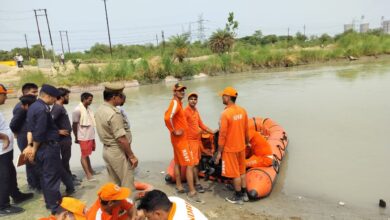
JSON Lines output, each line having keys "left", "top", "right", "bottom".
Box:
{"left": 167, "top": 196, "right": 208, "bottom": 220}
{"left": 39, "top": 216, "right": 56, "bottom": 220}
{"left": 86, "top": 199, "right": 133, "bottom": 220}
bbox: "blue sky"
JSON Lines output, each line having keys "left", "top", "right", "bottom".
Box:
{"left": 0, "top": 0, "right": 389, "bottom": 52}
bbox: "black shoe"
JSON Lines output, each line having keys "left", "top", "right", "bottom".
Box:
{"left": 12, "top": 192, "right": 34, "bottom": 204}
{"left": 225, "top": 194, "right": 243, "bottom": 205}
{"left": 65, "top": 188, "right": 76, "bottom": 196}
{"left": 0, "top": 205, "right": 24, "bottom": 216}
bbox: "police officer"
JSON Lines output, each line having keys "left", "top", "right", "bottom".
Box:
{"left": 95, "top": 83, "right": 138, "bottom": 193}
{"left": 9, "top": 83, "right": 40, "bottom": 191}
{"left": 23, "top": 84, "right": 63, "bottom": 214}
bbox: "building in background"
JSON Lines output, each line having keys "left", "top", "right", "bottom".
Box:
{"left": 360, "top": 23, "right": 369, "bottom": 33}
{"left": 382, "top": 20, "right": 390, "bottom": 33}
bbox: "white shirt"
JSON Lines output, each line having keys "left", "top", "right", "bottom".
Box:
{"left": 0, "top": 112, "right": 14, "bottom": 155}
{"left": 117, "top": 106, "right": 130, "bottom": 129}
{"left": 168, "top": 196, "right": 208, "bottom": 220}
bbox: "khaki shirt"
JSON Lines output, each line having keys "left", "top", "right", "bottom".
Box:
{"left": 95, "top": 102, "right": 132, "bottom": 146}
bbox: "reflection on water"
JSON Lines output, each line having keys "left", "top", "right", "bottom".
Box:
{"left": 1, "top": 60, "right": 390, "bottom": 213}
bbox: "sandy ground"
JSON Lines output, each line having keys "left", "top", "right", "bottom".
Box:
{"left": 2, "top": 161, "right": 389, "bottom": 220}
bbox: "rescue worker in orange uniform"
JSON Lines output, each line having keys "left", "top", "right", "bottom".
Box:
{"left": 214, "top": 87, "right": 250, "bottom": 205}
{"left": 245, "top": 129, "right": 274, "bottom": 168}
{"left": 39, "top": 197, "right": 87, "bottom": 220}
{"left": 87, "top": 183, "right": 134, "bottom": 220}
{"left": 184, "top": 92, "right": 214, "bottom": 193}
{"left": 137, "top": 189, "right": 207, "bottom": 220}
{"left": 164, "top": 83, "right": 203, "bottom": 204}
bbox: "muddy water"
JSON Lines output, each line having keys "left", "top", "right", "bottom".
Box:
{"left": 2, "top": 60, "right": 390, "bottom": 214}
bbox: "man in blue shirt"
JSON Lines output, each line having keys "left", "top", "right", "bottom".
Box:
{"left": 23, "top": 84, "right": 63, "bottom": 214}
{"left": 9, "top": 83, "right": 41, "bottom": 191}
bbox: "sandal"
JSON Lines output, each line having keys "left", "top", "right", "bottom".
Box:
{"left": 175, "top": 188, "right": 186, "bottom": 194}
{"left": 195, "top": 184, "right": 205, "bottom": 193}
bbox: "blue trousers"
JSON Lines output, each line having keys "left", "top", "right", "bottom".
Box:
{"left": 35, "top": 142, "right": 62, "bottom": 212}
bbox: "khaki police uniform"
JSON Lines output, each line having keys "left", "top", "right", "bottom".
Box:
{"left": 94, "top": 83, "right": 135, "bottom": 192}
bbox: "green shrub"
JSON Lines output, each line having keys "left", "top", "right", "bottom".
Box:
{"left": 19, "top": 71, "right": 53, "bottom": 86}
{"left": 219, "top": 54, "right": 232, "bottom": 72}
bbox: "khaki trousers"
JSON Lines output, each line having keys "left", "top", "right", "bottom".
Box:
{"left": 103, "top": 146, "right": 135, "bottom": 192}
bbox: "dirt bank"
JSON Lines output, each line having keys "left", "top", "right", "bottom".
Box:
{"left": 5, "top": 161, "right": 389, "bottom": 220}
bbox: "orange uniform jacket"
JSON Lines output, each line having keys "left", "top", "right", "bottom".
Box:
{"left": 184, "top": 106, "right": 209, "bottom": 141}
{"left": 218, "top": 104, "right": 249, "bottom": 152}
{"left": 249, "top": 130, "right": 272, "bottom": 157}
{"left": 164, "top": 97, "right": 188, "bottom": 148}
{"left": 87, "top": 199, "right": 133, "bottom": 220}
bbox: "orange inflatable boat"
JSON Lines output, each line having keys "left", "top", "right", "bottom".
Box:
{"left": 135, "top": 181, "right": 154, "bottom": 199}
{"left": 164, "top": 117, "right": 288, "bottom": 200}
{"left": 245, "top": 117, "right": 288, "bottom": 199}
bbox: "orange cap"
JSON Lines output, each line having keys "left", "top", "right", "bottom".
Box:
{"left": 0, "top": 84, "right": 13, "bottom": 94}
{"left": 172, "top": 83, "right": 187, "bottom": 91}
{"left": 60, "top": 197, "right": 87, "bottom": 220}
{"left": 187, "top": 92, "right": 198, "bottom": 99}
{"left": 98, "top": 183, "right": 131, "bottom": 201}
{"left": 219, "top": 86, "right": 237, "bottom": 97}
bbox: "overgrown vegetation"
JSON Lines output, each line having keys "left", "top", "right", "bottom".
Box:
{"left": 3, "top": 12, "right": 389, "bottom": 87}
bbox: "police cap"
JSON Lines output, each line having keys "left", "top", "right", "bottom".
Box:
{"left": 104, "top": 82, "right": 125, "bottom": 93}
{"left": 41, "top": 84, "right": 61, "bottom": 97}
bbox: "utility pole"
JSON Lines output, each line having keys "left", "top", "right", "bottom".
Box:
{"left": 24, "top": 34, "right": 30, "bottom": 61}
{"left": 43, "top": 9, "right": 55, "bottom": 62}
{"left": 103, "top": 0, "right": 113, "bottom": 57}
{"left": 65, "top": 31, "right": 70, "bottom": 53}
{"left": 155, "top": 34, "right": 159, "bottom": 46}
{"left": 197, "top": 14, "right": 205, "bottom": 42}
{"left": 59, "top": 31, "right": 65, "bottom": 55}
{"left": 303, "top": 25, "right": 306, "bottom": 36}
{"left": 188, "top": 23, "right": 192, "bottom": 43}
{"left": 161, "top": 30, "right": 165, "bottom": 55}
{"left": 34, "top": 9, "right": 44, "bottom": 58}
{"left": 287, "top": 27, "right": 290, "bottom": 48}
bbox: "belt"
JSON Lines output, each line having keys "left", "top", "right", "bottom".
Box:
{"left": 43, "top": 140, "right": 59, "bottom": 145}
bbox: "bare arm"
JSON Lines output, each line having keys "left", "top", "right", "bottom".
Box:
{"left": 23, "top": 132, "right": 41, "bottom": 162}
{"left": 0, "top": 132, "right": 10, "bottom": 150}
{"left": 72, "top": 122, "right": 79, "bottom": 143}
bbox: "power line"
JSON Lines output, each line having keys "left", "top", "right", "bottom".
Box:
{"left": 0, "top": 9, "right": 32, "bottom": 14}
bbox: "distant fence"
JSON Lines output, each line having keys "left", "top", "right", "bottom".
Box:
{"left": 38, "top": 59, "right": 52, "bottom": 68}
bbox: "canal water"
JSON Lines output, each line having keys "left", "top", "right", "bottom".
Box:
{"left": 2, "top": 60, "right": 390, "bottom": 213}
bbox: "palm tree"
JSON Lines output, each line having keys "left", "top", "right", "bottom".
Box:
{"left": 208, "top": 29, "right": 235, "bottom": 54}
{"left": 169, "top": 34, "right": 189, "bottom": 62}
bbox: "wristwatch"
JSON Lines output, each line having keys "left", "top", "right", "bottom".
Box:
{"left": 28, "top": 143, "right": 33, "bottom": 146}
